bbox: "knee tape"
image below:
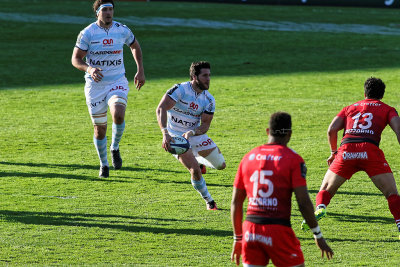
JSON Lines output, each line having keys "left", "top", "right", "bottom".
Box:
{"left": 204, "top": 148, "right": 225, "bottom": 170}
{"left": 108, "top": 95, "right": 127, "bottom": 107}
{"left": 91, "top": 111, "right": 107, "bottom": 126}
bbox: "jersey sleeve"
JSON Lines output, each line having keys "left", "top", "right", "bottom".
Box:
{"left": 291, "top": 155, "right": 307, "bottom": 189}
{"left": 122, "top": 24, "right": 135, "bottom": 46}
{"left": 75, "top": 30, "right": 90, "bottom": 51}
{"left": 388, "top": 107, "right": 399, "bottom": 122}
{"left": 233, "top": 158, "right": 245, "bottom": 190}
{"left": 204, "top": 95, "right": 215, "bottom": 114}
{"left": 167, "top": 84, "right": 183, "bottom": 102}
{"left": 337, "top": 106, "right": 347, "bottom": 118}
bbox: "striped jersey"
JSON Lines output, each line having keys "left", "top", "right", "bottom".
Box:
{"left": 166, "top": 81, "right": 216, "bottom": 133}
{"left": 75, "top": 21, "right": 135, "bottom": 83}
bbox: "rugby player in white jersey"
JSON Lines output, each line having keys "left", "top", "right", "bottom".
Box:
{"left": 156, "top": 61, "right": 226, "bottom": 210}
{"left": 71, "top": 0, "right": 145, "bottom": 178}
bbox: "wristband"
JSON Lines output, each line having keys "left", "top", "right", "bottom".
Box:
{"left": 161, "top": 128, "right": 168, "bottom": 133}
{"left": 87, "top": 66, "right": 92, "bottom": 73}
{"left": 189, "top": 130, "right": 195, "bottom": 136}
{"left": 233, "top": 235, "right": 243, "bottom": 241}
{"left": 331, "top": 150, "right": 338, "bottom": 155}
{"left": 311, "top": 226, "right": 323, "bottom": 239}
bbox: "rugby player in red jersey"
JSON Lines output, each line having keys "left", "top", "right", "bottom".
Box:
{"left": 301, "top": 77, "right": 400, "bottom": 238}
{"left": 231, "top": 112, "right": 333, "bottom": 266}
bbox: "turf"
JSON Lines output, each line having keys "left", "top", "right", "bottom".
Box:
{"left": 1, "top": 0, "right": 400, "bottom": 265}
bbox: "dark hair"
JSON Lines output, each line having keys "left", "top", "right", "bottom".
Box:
{"left": 189, "top": 61, "right": 210, "bottom": 81}
{"left": 93, "top": 0, "right": 114, "bottom": 15}
{"left": 269, "top": 112, "right": 292, "bottom": 137}
{"left": 364, "top": 77, "right": 385, "bottom": 100}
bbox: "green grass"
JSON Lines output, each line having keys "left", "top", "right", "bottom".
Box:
{"left": 2, "top": 0, "right": 400, "bottom": 265}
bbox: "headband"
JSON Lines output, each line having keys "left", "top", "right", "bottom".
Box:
{"left": 96, "top": 3, "right": 113, "bottom": 15}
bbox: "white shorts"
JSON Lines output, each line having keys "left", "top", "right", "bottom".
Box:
{"left": 84, "top": 76, "right": 129, "bottom": 124}
{"left": 168, "top": 129, "right": 217, "bottom": 157}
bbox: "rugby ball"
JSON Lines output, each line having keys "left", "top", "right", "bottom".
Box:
{"left": 168, "top": 136, "right": 190, "bottom": 155}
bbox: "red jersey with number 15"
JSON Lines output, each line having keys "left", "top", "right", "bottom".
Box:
{"left": 337, "top": 99, "right": 398, "bottom": 146}
{"left": 234, "top": 144, "right": 307, "bottom": 221}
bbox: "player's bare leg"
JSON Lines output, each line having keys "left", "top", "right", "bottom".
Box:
{"left": 179, "top": 150, "right": 217, "bottom": 210}
{"left": 302, "top": 170, "right": 346, "bottom": 230}
{"left": 109, "top": 103, "right": 126, "bottom": 169}
{"left": 370, "top": 173, "right": 400, "bottom": 236}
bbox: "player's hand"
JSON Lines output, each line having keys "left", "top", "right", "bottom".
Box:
{"left": 327, "top": 153, "right": 336, "bottom": 166}
{"left": 162, "top": 132, "right": 172, "bottom": 152}
{"left": 88, "top": 67, "right": 103, "bottom": 82}
{"left": 315, "top": 237, "right": 334, "bottom": 260}
{"left": 183, "top": 130, "right": 195, "bottom": 140}
{"left": 231, "top": 241, "right": 242, "bottom": 266}
{"left": 134, "top": 71, "right": 145, "bottom": 90}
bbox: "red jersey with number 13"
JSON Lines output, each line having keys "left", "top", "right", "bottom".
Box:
{"left": 234, "top": 144, "right": 307, "bottom": 221}
{"left": 337, "top": 99, "right": 398, "bottom": 146}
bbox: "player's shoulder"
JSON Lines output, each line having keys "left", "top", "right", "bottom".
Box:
{"left": 81, "top": 22, "right": 97, "bottom": 34}
{"left": 203, "top": 90, "right": 215, "bottom": 102}
{"left": 113, "top": 21, "right": 132, "bottom": 32}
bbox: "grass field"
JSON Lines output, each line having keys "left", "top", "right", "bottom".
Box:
{"left": 2, "top": 0, "right": 400, "bottom": 265}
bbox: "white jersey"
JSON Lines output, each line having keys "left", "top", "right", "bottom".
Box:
{"left": 75, "top": 21, "right": 135, "bottom": 84}
{"left": 166, "top": 81, "right": 216, "bottom": 133}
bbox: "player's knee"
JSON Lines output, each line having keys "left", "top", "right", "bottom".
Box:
{"left": 216, "top": 161, "right": 226, "bottom": 170}
{"left": 190, "top": 167, "right": 202, "bottom": 180}
{"left": 94, "top": 125, "right": 107, "bottom": 140}
{"left": 205, "top": 148, "right": 226, "bottom": 170}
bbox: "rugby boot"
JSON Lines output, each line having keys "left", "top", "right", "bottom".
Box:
{"left": 99, "top": 165, "right": 109, "bottom": 178}
{"left": 110, "top": 148, "right": 122, "bottom": 169}
{"left": 200, "top": 164, "right": 207, "bottom": 174}
{"left": 207, "top": 200, "right": 218, "bottom": 210}
{"left": 301, "top": 208, "right": 326, "bottom": 231}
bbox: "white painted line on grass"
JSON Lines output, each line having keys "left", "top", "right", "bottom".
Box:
{"left": 2, "top": 12, "right": 400, "bottom": 35}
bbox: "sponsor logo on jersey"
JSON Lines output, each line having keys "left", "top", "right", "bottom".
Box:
{"left": 195, "top": 138, "right": 214, "bottom": 148}
{"left": 245, "top": 231, "right": 272, "bottom": 246}
{"left": 103, "top": 38, "right": 114, "bottom": 46}
{"left": 89, "top": 50, "right": 122, "bottom": 55}
{"left": 251, "top": 154, "right": 282, "bottom": 161}
{"left": 90, "top": 96, "right": 107, "bottom": 107}
{"left": 89, "top": 59, "right": 122, "bottom": 66}
{"left": 345, "top": 128, "right": 374, "bottom": 135}
{"left": 189, "top": 102, "right": 199, "bottom": 111}
{"left": 171, "top": 115, "right": 197, "bottom": 127}
{"left": 109, "top": 85, "right": 128, "bottom": 92}
{"left": 249, "top": 197, "right": 278, "bottom": 208}
{"left": 342, "top": 151, "right": 368, "bottom": 160}
{"left": 172, "top": 107, "right": 200, "bottom": 117}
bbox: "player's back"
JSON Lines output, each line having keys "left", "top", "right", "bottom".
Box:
{"left": 235, "top": 144, "right": 306, "bottom": 224}
{"left": 340, "top": 99, "right": 398, "bottom": 146}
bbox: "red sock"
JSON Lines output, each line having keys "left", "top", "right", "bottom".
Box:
{"left": 316, "top": 190, "right": 332, "bottom": 208}
{"left": 387, "top": 194, "right": 400, "bottom": 230}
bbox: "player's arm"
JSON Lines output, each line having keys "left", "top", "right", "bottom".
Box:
{"left": 71, "top": 47, "right": 103, "bottom": 82}
{"left": 327, "top": 116, "right": 345, "bottom": 165}
{"left": 389, "top": 116, "right": 400, "bottom": 145}
{"left": 230, "top": 187, "right": 246, "bottom": 266}
{"left": 156, "top": 94, "right": 176, "bottom": 152}
{"left": 129, "top": 40, "right": 145, "bottom": 90}
{"left": 184, "top": 113, "right": 213, "bottom": 139}
{"left": 294, "top": 186, "right": 334, "bottom": 260}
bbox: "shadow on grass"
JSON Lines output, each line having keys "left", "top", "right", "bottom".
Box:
{"left": 0, "top": 161, "right": 232, "bottom": 187}
{"left": 0, "top": 210, "right": 231, "bottom": 237}
{"left": 308, "top": 189, "right": 382, "bottom": 197}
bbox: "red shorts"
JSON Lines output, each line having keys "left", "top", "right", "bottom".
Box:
{"left": 329, "top": 142, "right": 392, "bottom": 179}
{"left": 242, "top": 220, "right": 304, "bottom": 267}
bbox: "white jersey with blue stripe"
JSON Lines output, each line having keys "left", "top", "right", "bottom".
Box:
{"left": 75, "top": 21, "right": 135, "bottom": 84}
{"left": 167, "top": 81, "right": 216, "bottom": 133}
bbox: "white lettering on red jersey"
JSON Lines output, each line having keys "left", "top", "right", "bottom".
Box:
{"left": 234, "top": 144, "right": 307, "bottom": 221}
